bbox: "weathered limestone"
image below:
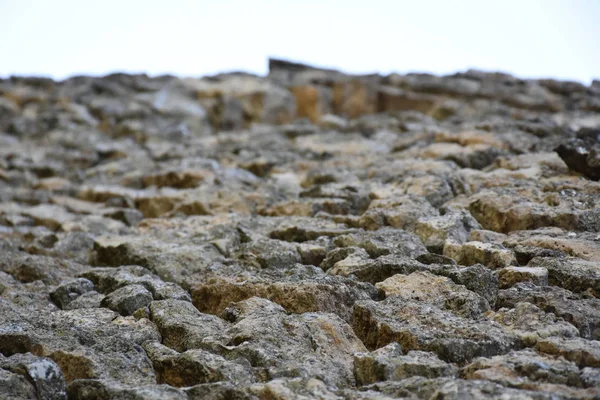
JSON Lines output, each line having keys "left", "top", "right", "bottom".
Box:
{"left": 1, "top": 60, "right": 599, "bottom": 398}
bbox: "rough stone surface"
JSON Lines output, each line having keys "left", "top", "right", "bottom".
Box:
{"left": 217, "top": 297, "right": 367, "bottom": 387}
{"left": 498, "top": 283, "right": 600, "bottom": 340}
{"left": 189, "top": 263, "right": 379, "bottom": 323}
{"left": 1, "top": 60, "right": 599, "bottom": 397}
{"left": 0, "top": 368, "right": 37, "bottom": 400}
{"left": 354, "top": 343, "right": 458, "bottom": 385}
{"left": 555, "top": 136, "right": 600, "bottom": 181}
{"left": 375, "top": 271, "right": 490, "bottom": 318}
{"left": 503, "top": 227, "right": 600, "bottom": 262}
{"left": 0, "top": 352, "right": 67, "bottom": 400}
{"left": 0, "top": 299, "right": 159, "bottom": 385}
{"left": 67, "top": 379, "right": 187, "bottom": 400}
{"left": 353, "top": 297, "right": 517, "bottom": 363}
{"left": 143, "top": 342, "right": 254, "bottom": 387}
{"left": 527, "top": 257, "right": 600, "bottom": 296}
{"left": 462, "top": 350, "right": 600, "bottom": 399}
{"left": 498, "top": 266, "right": 549, "bottom": 289}
{"left": 100, "top": 283, "right": 154, "bottom": 316}
{"left": 415, "top": 210, "right": 481, "bottom": 253}
{"left": 444, "top": 240, "right": 517, "bottom": 269}
{"left": 485, "top": 302, "right": 580, "bottom": 347}
{"left": 535, "top": 337, "right": 600, "bottom": 368}
{"left": 50, "top": 278, "right": 95, "bottom": 309}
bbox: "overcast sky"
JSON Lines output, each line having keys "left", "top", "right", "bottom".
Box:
{"left": 1, "top": 0, "right": 599, "bottom": 83}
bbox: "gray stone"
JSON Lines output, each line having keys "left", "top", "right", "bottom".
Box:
{"left": 415, "top": 210, "right": 481, "bottom": 253}
{"left": 0, "top": 368, "right": 36, "bottom": 400}
{"left": 143, "top": 342, "right": 254, "bottom": 387}
{"left": 0, "top": 252, "right": 89, "bottom": 286}
{"left": 50, "top": 278, "right": 95, "bottom": 309}
{"left": 486, "top": 302, "right": 580, "bottom": 346}
{"left": 0, "top": 353, "right": 67, "bottom": 400}
{"left": 2, "top": 60, "right": 600, "bottom": 398}
{"left": 353, "top": 297, "right": 516, "bottom": 363}
{"left": 332, "top": 227, "right": 427, "bottom": 259}
{"left": 327, "top": 254, "right": 426, "bottom": 284}
{"left": 189, "top": 263, "right": 379, "bottom": 323}
{"left": 248, "top": 377, "right": 341, "bottom": 400}
{"left": 555, "top": 137, "right": 600, "bottom": 181}
{"left": 536, "top": 337, "right": 600, "bottom": 368}
{"left": 82, "top": 265, "right": 191, "bottom": 302}
{"left": 185, "top": 382, "right": 257, "bottom": 400}
{"left": 498, "top": 266, "right": 549, "bottom": 289}
{"left": 428, "top": 379, "right": 570, "bottom": 400}
{"left": 354, "top": 344, "right": 458, "bottom": 385}
{"left": 67, "top": 379, "right": 187, "bottom": 400}
{"left": 63, "top": 291, "right": 105, "bottom": 310}
{"left": 376, "top": 271, "right": 490, "bottom": 319}
{"left": 0, "top": 299, "right": 159, "bottom": 385}
{"left": 528, "top": 257, "right": 600, "bottom": 296}
{"left": 148, "top": 299, "right": 229, "bottom": 352}
{"left": 444, "top": 240, "right": 517, "bottom": 269}
{"left": 462, "top": 349, "right": 600, "bottom": 398}
{"left": 217, "top": 297, "right": 367, "bottom": 387}
{"left": 498, "top": 283, "right": 600, "bottom": 340}
{"left": 101, "top": 284, "right": 153, "bottom": 316}
{"left": 429, "top": 263, "right": 499, "bottom": 307}
{"left": 359, "top": 194, "right": 439, "bottom": 232}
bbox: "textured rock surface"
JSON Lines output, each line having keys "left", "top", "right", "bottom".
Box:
{"left": 1, "top": 59, "right": 599, "bottom": 398}
{"left": 353, "top": 296, "right": 517, "bottom": 363}
{"left": 485, "top": 302, "right": 580, "bottom": 346}
{"left": 497, "top": 266, "right": 549, "bottom": 289}
{"left": 0, "top": 353, "right": 67, "bottom": 400}
{"left": 354, "top": 343, "right": 458, "bottom": 385}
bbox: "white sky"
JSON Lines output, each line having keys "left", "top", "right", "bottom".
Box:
{"left": 1, "top": 0, "right": 599, "bottom": 83}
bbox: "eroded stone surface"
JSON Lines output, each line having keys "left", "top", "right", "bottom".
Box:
{"left": 461, "top": 349, "right": 600, "bottom": 399}
{"left": 0, "top": 299, "right": 159, "bottom": 385}
{"left": 1, "top": 60, "right": 599, "bottom": 398}
{"left": 354, "top": 343, "right": 458, "bottom": 386}
{"left": 218, "top": 297, "right": 367, "bottom": 387}
{"left": 101, "top": 284, "right": 153, "bottom": 316}
{"left": 353, "top": 297, "right": 516, "bottom": 363}
{"left": 485, "top": 302, "right": 580, "bottom": 347}
{"left": 535, "top": 337, "right": 600, "bottom": 368}
{"left": 444, "top": 240, "right": 517, "bottom": 269}
{"left": 498, "top": 283, "right": 600, "bottom": 340}
{"left": 0, "top": 353, "right": 67, "bottom": 400}
{"left": 375, "top": 271, "right": 490, "bottom": 318}
{"left": 527, "top": 257, "right": 600, "bottom": 296}
{"left": 498, "top": 266, "right": 549, "bottom": 289}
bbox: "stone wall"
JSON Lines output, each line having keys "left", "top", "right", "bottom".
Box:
{"left": 0, "top": 59, "right": 599, "bottom": 399}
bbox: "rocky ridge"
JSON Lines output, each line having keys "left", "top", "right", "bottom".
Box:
{"left": 0, "top": 58, "right": 600, "bottom": 399}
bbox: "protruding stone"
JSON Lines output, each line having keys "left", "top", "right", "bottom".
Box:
{"left": 353, "top": 297, "right": 516, "bottom": 363}
{"left": 444, "top": 240, "right": 516, "bottom": 269}
{"left": 354, "top": 344, "right": 457, "bottom": 386}
{"left": 148, "top": 300, "right": 229, "bottom": 352}
{"left": 67, "top": 379, "right": 187, "bottom": 400}
{"left": 415, "top": 211, "right": 481, "bottom": 253}
{"left": 143, "top": 342, "right": 254, "bottom": 387}
{"left": 536, "top": 337, "right": 600, "bottom": 368}
{"left": 498, "top": 283, "right": 600, "bottom": 340}
{"left": 485, "top": 302, "right": 580, "bottom": 346}
{"left": 0, "top": 353, "right": 67, "bottom": 400}
{"left": 528, "top": 257, "right": 600, "bottom": 296}
{"left": 462, "top": 350, "right": 600, "bottom": 399}
{"left": 555, "top": 137, "right": 600, "bottom": 181}
{"left": 498, "top": 266, "right": 548, "bottom": 289}
{"left": 101, "top": 284, "right": 153, "bottom": 316}
{"left": 375, "top": 271, "right": 490, "bottom": 318}
{"left": 51, "top": 278, "right": 95, "bottom": 309}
